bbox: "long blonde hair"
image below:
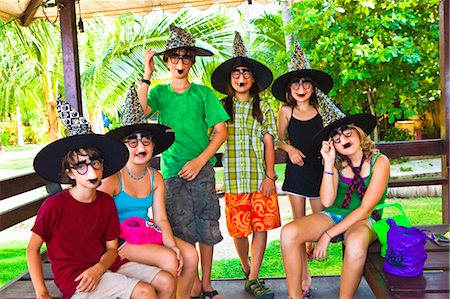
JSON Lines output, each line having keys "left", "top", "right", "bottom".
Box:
{"left": 334, "top": 124, "right": 378, "bottom": 170}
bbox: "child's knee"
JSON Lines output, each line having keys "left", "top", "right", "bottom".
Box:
{"left": 131, "top": 281, "right": 157, "bottom": 299}
{"left": 281, "top": 223, "right": 301, "bottom": 246}
{"left": 182, "top": 245, "right": 199, "bottom": 270}
{"left": 159, "top": 249, "right": 179, "bottom": 275}
{"left": 152, "top": 270, "right": 176, "bottom": 294}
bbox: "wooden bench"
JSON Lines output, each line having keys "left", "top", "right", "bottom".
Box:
{"left": 364, "top": 224, "right": 450, "bottom": 299}
{"left": 0, "top": 139, "right": 448, "bottom": 297}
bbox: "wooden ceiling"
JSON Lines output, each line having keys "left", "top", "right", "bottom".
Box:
{"left": 0, "top": 0, "right": 273, "bottom": 26}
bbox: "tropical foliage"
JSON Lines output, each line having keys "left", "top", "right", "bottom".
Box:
{"left": 0, "top": 0, "right": 441, "bottom": 145}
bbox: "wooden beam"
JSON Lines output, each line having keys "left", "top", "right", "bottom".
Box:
{"left": 19, "top": 0, "right": 43, "bottom": 26}
{"left": 439, "top": 0, "right": 450, "bottom": 223}
{"left": 59, "top": 0, "right": 83, "bottom": 114}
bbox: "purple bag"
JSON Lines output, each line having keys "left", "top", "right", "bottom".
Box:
{"left": 383, "top": 219, "right": 427, "bottom": 277}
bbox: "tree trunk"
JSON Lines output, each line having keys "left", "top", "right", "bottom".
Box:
{"left": 366, "top": 88, "right": 379, "bottom": 142}
{"left": 280, "top": 0, "right": 293, "bottom": 52}
{"left": 42, "top": 74, "right": 59, "bottom": 142}
{"left": 15, "top": 105, "right": 24, "bottom": 146}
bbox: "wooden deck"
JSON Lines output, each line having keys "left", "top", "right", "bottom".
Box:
{"left": 0, "top": 269, "right": 375, "bottom": 299}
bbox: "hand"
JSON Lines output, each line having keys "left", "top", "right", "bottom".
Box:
{"left": 74, "top": 264, "right": 104, "bottom": 293}
{"left": 320, "top": 139, "right": 336, "bottom": 164}
{"left": 143, "top": 49, "right": 156, "bottom": 78}
{"left": 170, "top": 246, "right": 183, "bottom": 276}
{"left": 178, "top": 158, "right": 204, "bottom": 181}
{"left": 287, "top": 147, "right": 305, "bottom": 166}
{"left": 312, "top": 232, "right": 332, "bottom": 261}
{"left": 260, "top": 177, "right": 275, "bottom": 197}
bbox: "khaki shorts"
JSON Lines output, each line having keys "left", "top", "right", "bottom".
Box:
{"left": 165, "top": 162, "right": 223, "bottom": 245}
{"left": 71, "top": 262, "right": 160, "bottom": 298}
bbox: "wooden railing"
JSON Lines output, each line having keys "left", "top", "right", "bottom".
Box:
{"left": 1, "top": 139, "right": 448, "bottom": 233}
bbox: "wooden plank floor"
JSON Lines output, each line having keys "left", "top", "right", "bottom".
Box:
{"left": 0, "top": 267, "right": 375, "bottom": 299}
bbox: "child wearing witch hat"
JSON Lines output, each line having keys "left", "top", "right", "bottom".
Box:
{"left": 99, "top": 84, "right": 200, "bottom": 299}
{"left": 27, "top": 98, "right": 164, "bottom": 299}
{"left": 281, "top": 111, "right": 389, "bottom": 299}
{"left": 273, "top": 41, "right": 345, "bottom": 298}
{"left": 137, "top": 25, "right": 230, "bottom": 299}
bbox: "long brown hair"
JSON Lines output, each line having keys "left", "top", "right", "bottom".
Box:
{"left": 221, "top": 78, "right": 263, "bottom": 124}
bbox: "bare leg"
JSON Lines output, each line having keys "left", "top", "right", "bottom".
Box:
{"left": 199, "top": 243, "right": 221, "bottom": 299}
{"left": 288, "top": 194, "right": 312, "bottom": 294}
{"left": 120, "top": 243, "right": 177, "bottom": 297}
{"left": 131, "top": 281, "right": 157, "bottom": 299}
{"left": 248, "top": 231, "right": 267, "bottom": 281}
{"left": 151, "top": 271, "right": 176, "bottom": 299}
{"left": 281, "top": 214, "right": 334, "bottom": 298}
{"left": 174, "top": 237, "right": 198, "bottom": 299}
{"left": 233, "top": 237, "right": 250, "bottom": 275}
{"left": 340, "top": 219, "right": 376, "bottom": 299}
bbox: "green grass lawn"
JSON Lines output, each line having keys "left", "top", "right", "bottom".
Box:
{"left": 1, "top": 197, "right": 442, "bottom": 286}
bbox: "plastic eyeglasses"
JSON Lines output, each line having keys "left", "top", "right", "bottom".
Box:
{"left": 70, "top": 158, "right": 104, "bottom": 175}
{"left": 330, "top": 125, "right": 353, "bottom": 144}
{"left": 169, "top": 54, "right": 193, "bottom": 65}
{"left": 231, "top": 69, "right": 252, "bottom": 79}
{"left": 124, "top": 136, "right": 153, "bottom": 148}
{"left": 290, "top": 80, "right": 313, "bottom": 90}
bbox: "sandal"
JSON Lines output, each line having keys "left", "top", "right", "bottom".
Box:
{"left": 241, "top": 266, "right": 265, "bottom": 284}
{"left": 303, "top": 289, "right": 313, "bottom": 299}
{"left": 202, "top": 290, "right": 219, "bottom": 299}
{"left": 245, "top": 279, "right": 274, "bottom": 299}
{"left": 190, "top": 295, "right": 203, "bottom": 299}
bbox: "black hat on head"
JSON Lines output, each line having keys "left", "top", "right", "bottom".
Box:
{"left": 106, "top": 84, "right": 175, "bottom": 156}
{"left": 308, "top": 113, "right": 377, "bottom": 155}
{"left": 33, "top": 96, "right": 129, "bottom": 184}
{"left": 272, "top": 42, "right": 334, "bottom": 101}
{"left": 211, "top": 32, "right": 273, "bottom": 94}
{"left": 156, "top": 24, "right": 213, "bottom": 57}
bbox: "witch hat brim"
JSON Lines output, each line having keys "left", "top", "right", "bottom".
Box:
{"left": 33, "top": 134, "right": 129, "bottom": 184}
{"left": 307, "top": 114, "right": 377, "bottom": 155}
{"left": 106, "top": 124, "right": 175, "bottom": 156}
{"left": 156, "top": 46, "right": 213, "bottom": 57}
{"left": 272, "top": 69, "right": 334, "bottom": 101}
{"left": 211, "top": 56, "right": 273, "bottom": 94}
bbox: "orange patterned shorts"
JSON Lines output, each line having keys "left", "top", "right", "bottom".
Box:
{"left": 225, "top": 192, "right": 281, "bottom": 238}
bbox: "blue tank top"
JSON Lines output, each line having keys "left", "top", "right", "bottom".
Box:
{"left": 114, "top": 168, "right": 154, "bottom": 223}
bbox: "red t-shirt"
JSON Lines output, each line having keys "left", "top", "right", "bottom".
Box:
{"left": 32, "top": 190, "right": 128, "bottom": 298}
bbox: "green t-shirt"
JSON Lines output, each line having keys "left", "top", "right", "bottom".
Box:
{"left": 148, "top": 83, "right": 230, "bottom": 178}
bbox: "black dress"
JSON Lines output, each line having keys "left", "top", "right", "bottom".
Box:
{"left": 282, "top": 109, "right": 324, "bottom": 198}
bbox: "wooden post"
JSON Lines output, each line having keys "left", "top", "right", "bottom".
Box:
{"left": 59, "top": 0, "right": 83, "bottom": 114}
{"left": 439, "top": 0, "right": 450, "bottom": 223}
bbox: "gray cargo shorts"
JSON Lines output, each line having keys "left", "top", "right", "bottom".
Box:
{"left": 165, "top": 162, "right": 223, "bottom": 245}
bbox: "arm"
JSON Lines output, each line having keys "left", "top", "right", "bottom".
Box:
{"left": 319, "top": 140, "right": 339, "bottom": 208}
{"left": 137, "top": 49, "right": 156, "bottom": 116}
{"left": 276, "top": 105, "right": 305, "bottom": 166}
{"left": 27, "top": 233, "right": 51, "bottom": 299}
{"left": 260, "top": 133, "right": 276, "bottom": 197}
{"left": 74, "top": 239, "right": 119, "bottom": 293}
{"left": 151, "top": 170, "right": 183, "bottom": 275}
{"left": 178, "top": 121, "right": 228, "bottom": 181}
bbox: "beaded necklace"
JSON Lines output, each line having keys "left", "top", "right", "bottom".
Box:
{"left": 126, "top": 165, "right": 147, "bottom": 181}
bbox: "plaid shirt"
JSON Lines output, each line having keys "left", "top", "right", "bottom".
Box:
{"left": 223, "top": 97, "right": 278, "bottom": 194}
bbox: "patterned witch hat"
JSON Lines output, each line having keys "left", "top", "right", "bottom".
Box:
{"left": 156, "top": 24, "right": 213, "bottom": 56}
{"left": 272, "top": 41, "right": 345, "bottom": 126}
{"left": 211, "top": 31, "right": 273, "bottom": 94}
{"left": 106, "top": 84, "right": 175, "bottom": 156}
{"left": 33, "top": 95, "right": 129, "bottom": 183}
